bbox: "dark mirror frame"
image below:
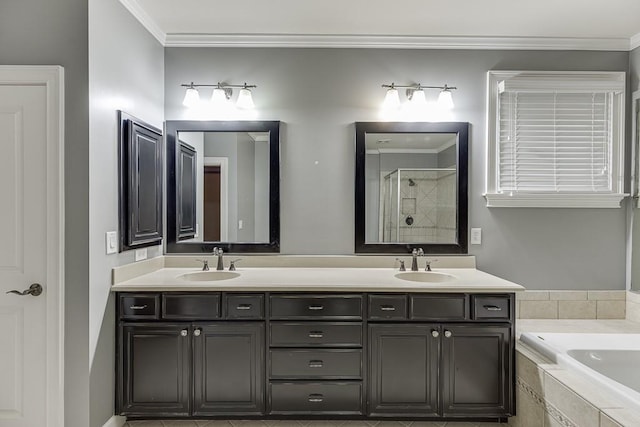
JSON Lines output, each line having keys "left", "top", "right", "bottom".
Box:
{"left": 355, "top": 121, "right": 468, "bottom": 254}
{"left": 165, "top": 120, "right": 281, "bottom": 253}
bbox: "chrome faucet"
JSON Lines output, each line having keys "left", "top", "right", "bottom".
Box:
{"left": 411, "top": 248, "right": 424, "bottom": 271}
{"left": 396, "top": 258, "right": 406, "bottom": 271}
{"left": 425, "top": 258, "right": 437, "bottom": 271}
{"left": 213, "top": 247, "right": 224, "bottom": 271}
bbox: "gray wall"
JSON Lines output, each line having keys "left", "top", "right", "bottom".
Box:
{"left": 205, "top": 132, "right": 239, "bottom": 240}
{"left": 88, "top": 0, "right": 164, "bottom": 425}
{"left": 237, "top": 132, "right": 256, "bottom": 241}
{"left": 166, "top": 48, "right": 629, "bottom": 290}
{"left": 0, "top": 0, "right": 90, "bottom": 425}
{"left": 631, "top": 46, "right": 640, "bottom": 92}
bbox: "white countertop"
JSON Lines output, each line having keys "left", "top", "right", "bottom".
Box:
{"left": 110, "top": 266, "right": 525, "bottom": 293}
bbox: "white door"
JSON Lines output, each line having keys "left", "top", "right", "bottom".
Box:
{"left": 0, "top": 66, "right": 64, "bottom": 427}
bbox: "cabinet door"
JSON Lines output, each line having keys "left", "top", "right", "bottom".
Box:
{"left": 177, "top": 141, "right": 197, "bottom": 240}
{"left": 193, "top": 323, "right": 265, "bottom": 415}
{"left": 441, "top": 324, "right": 513, "bottom": 417}
{"left": 118, "top": 111, "right": 163, "bottom": 251}
{"left": 118, "top": 323, "right": 190, "bottom": 416}
{"left": 368, "top": 324, "right": 439, "bottom": 417}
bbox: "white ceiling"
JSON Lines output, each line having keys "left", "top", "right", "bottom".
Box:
{"left": 124, "top": 0, "right": 640, "bottom": 50}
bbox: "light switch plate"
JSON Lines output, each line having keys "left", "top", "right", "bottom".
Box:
{"left": 238, "top": 220, "right": 243, "bottom": 230}
{"left": 470, "top": 228, "right": 482, "bottom": 245}
{"left": 135, "top": 248, "right": 148, "bottom": 262}
{"left": 106, "top": 231, "right": 118, "bottom": 254}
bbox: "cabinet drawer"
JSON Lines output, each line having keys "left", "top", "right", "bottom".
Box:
{"left": 120, "top": 294, "right": 160, "bottom": 319}
{"left": 270, "top": 295, "right": 362, "bottom": 319}
{"left": 270, "top": 382, "right": 362, "bottom": 414}
{"left": 270, "top": 349, "right": 362, "bottom": 379}
{"left": 473, "top": 295, "right": 511, "bottom": 320}
{"left": 162, "top": 293, "right": 221, "bottom": 320}
{"left": 270, "top": 322, "right": 362, "bottom": 347}
{"left": 225, "top": 294, "right": 264, "bottom": 319}
{"left": 410, "top": 294, "right": 468, "bottom": 320}
{"left": 369, "top": 295, "right": 408, "bottom": 320}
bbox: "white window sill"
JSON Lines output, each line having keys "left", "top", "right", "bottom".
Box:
{"left": 484, "top": 193, "right": 628, "bottom": 208}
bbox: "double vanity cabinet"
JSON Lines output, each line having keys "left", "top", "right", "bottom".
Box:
{"left": 117, "top": 290, "right": 515, "bottom": 421}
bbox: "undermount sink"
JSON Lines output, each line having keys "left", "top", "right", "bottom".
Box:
{"left": 179, "top": 271, "right": 240, "bottom": 282}
{"left": 394, "top": 271, "right": 458, "bottom": 283}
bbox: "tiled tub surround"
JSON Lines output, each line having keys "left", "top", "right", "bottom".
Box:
{"left": 517, "top": 291, "right": 627, "bottom": 320}
{"left": 512, "top": 320, "right": 640, "bottom": 427}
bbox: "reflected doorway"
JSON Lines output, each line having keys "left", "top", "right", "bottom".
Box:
{"left": 204, "top": 166, "right": 221, "bottom": 241}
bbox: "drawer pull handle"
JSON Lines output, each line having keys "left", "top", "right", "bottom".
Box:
{"left": 308, "top": 305, "right": 324, "bottom": 311}
{"left": 380, "top": 305, "right": 396, "bottom": 311}
{"left": 484, "top": 305, "right": 502, "bottom": 311}
{"left": 129, "top": 304, "right": 148, "bottom": 310}
{"left": 308, "top": 394, "right": 324, "bottom": 402}
{"left": 308, "top": 331, "right": 324, "bottom": 338}
{"left": 236, "top": 304, "right": 252, "bottom": 310}
{"left": 308, "top": 360, "right": 324, "bottom": 368}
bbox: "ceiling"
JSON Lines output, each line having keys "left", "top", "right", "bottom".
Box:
{"left": 123, "top": 0, "right": 640, "bottom": 50}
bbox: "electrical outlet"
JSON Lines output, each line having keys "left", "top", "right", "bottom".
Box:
{"left": 135, "top": 248, "right": 148, "bottom": 262}
{"left": 106, "top": 231, "right": 118, "bottom": 254}
{"left": 470, "top": 228, "right": 482, "bottom": 245}
{"left": 238, "top": 220, "right": 243, "bottom": 230}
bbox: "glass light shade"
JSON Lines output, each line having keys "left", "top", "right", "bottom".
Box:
{"left": 409, "top": 89, "right": 427, "bottom": 107}
{"left": 211, "top": 87, "right": 229, "bottom": 107}
{"left": 182, "top": 87, "right": 200, "bottom": 108}
{"left": 236, "top": 88, "right": 255, "bottom": 109}
{"left": 437, "top": 89, "right": 455, "bottom": 110}
{"left": 382, "top": 88, "right": 401, "bottom": 110}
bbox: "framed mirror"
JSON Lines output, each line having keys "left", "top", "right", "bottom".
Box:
{"left": 355, "top": 121, "right": 468, "bottom": 254}
{"left": 165, "top": 120, "right": 280, "bottom": 253}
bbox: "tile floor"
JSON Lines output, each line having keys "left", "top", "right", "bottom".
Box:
{"left": 123, "top": 421, "right": 506, "bottom": 427}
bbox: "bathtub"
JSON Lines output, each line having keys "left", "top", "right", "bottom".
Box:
{"left": 520, "top": 332, "right": 640, "bottom": 412}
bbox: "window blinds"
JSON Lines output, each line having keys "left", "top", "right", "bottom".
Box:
{"left": 498, "top": 89, "right": 613, "bottom": 193}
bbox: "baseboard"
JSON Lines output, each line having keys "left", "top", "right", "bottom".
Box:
{"left": 102, "top": 415, "right": 126, "bottom": 427}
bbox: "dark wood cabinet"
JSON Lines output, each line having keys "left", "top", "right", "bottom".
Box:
{"left": 118, "top": 111, "right": 163, "bottom": 251}
{"left": 177, "top": 141, "right": 197, "bottom": 240}
{"left": 441, "top": 324, "right": 513, "bottom": 418}
{"left": 369, "top": 324, "right": 439, "bottom": 417}
{"left": 117, "top": 291, "right": 514, "bottom": 421}
{"left": 193, "top": 323, "right": 265, "bottom": 416}
{"left": 118, "top": 323, "right": 190, "bottom": 416}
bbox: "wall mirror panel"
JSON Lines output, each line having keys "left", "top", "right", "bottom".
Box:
{"left": 355, "top": 122, "right": 468, "bottom": 254}
{"left": 165, "top": 121, "right": 280, "bottom": 253}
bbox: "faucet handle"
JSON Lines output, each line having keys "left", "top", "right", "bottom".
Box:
{"left": 229, "top": 259, "right": 242, "bottom": 271}
{"left": 424, "top": 258, "right": 438, "bottom": 271}
{"left": 196, "top": 259, "right": 209, "bottom": 271}
{"left": 213, "top": 247, "right": 223, "bottom": 255}
{"left": 395, "top": 258, "right": 406, "bottom": 272}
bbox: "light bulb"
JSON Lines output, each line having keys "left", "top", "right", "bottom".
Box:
{"left": 409, "top": 89, "right": 427, "bottom": 108}
{"left": 182, "top": 87, "right": 200, "bottom": 108}
{"left": 437, "top": 89, "right": 455, "bottom": 110}
{"left": 236, "top": 87, "right": 255, "bottom": 109}
{"left": 382, "top": 87, "right": 401, "bottom": 110}
{"left": 211, "top": 87, "right": 229, "bottom": 108}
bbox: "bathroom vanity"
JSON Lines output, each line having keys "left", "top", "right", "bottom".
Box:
{"left": 113, "top": 261, "right": 521, "bottom": 422}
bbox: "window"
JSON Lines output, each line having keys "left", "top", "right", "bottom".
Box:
{"left": 485, "top": 71, "right": 627, "bottom": 208}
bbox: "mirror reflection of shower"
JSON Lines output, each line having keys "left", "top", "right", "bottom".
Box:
{"left": 381, "top": 168, "right": 456, "bottom": 243}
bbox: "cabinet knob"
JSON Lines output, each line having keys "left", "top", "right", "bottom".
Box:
{"left": 431, "top": 330, "right": 439, "bottom": 338}
{"left": 180, "top": 329, "right": 188, "bottom": 337}
{"left": 444, "top": 330, "right": 452, "bottom": 338}
{"left": 193, "top": 329, "right": 201, "bottom": 337}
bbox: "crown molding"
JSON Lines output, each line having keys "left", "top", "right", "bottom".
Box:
{"left": 632, "top": 32, "right": 640, "bottom": 50}
{"left": 163, "top": 33, "right": 631, "bottom": 51}
{"left": 119, "top": 0, "right": 166, "bottom": 45}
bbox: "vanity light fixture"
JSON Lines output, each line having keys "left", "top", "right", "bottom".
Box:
{"left": 381, "top": 83, "right": 457, "bottom": 110}
{"left": 181, "top": 82, "right": 257, "bottom": 109}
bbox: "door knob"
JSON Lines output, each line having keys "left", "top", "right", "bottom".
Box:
{"left": 6, "top": 283, "right": 43, "bottom": 297}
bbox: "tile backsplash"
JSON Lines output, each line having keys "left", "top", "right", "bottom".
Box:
{"left": 517, "top": 291, "right": 627, "bottom": 320}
